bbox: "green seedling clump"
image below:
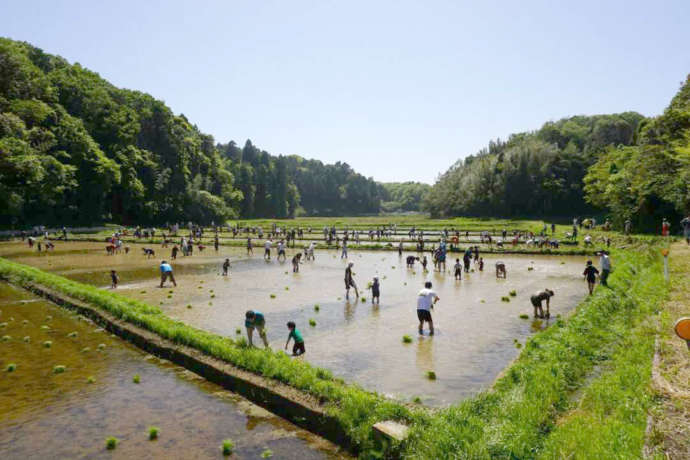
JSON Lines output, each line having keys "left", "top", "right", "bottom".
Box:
{"left": 309, "top": 318, "right": 317, "bottom": 327}
{"left": 53, "top": 365, "right": 66, "bottom": 374}
{"left": 43, "top": 340, "right": 52, "bottom": 348}
{"left": 361, "top": 297, "right": 366, "bottom": 302}
{"left": 133, "top": 374, "right": 141, "bottom": 383}
{"left": 235, "top": 328, "right": 242, "bottom": 335}
{"left": 23, "top": 336, "right": 30, "bottom": 343}
{"left": 97, "top": 343, "right": 106, "bottom": 350}
{"left": 402, "top": 335, "right": 413, "bottom": 344}
{"left": 221, "top": 439, "right": 234, "bottom": 456}
{"left": 527, "top": 266, "right": 534, "bottom": 271}
{"left": 412, "top": 396, "right": 422, "bottom": 404}
{"left": 81, "top": 347, "right": 90, "bottom": 353}
{"left": 1, "top": 335, "right": 10, "bottom": 342}
{"left": 148, "top": 426, "right": 159, "bottom": 440}
{"left": 519, "top": 314, "right": 529, "bottom": 319}
{"left": 501, "top": 296, "right": 510, "bottom": 302}
{"left": 87, "top": 376, "right": 95, "bottom": 384}
{"left": 261, "top": 449, "right": 274, "bottom": 458}
{"left": 426, "top": 371, "right": 437, "bottom": 380}
{"left": 6, "top": 363, "right": 16, "bottom": 372}
{"left": 67, "top": 331, "right": 78, "bottom": 338}
{"left": 314, "top": 304, "right": 320, "bottom": 312}
{"left": 270, "top": 294, "right": 276, "bottom": 299}
{"left": 40, "top": 325, "right": 50, "bottom": 330}
{"left": 509, "top": 290, "right": 517, "bottom": 296}
{"left": 187, "top": 304, "right": 192, "bottom": 309}
{"left": 105, "top": 437, "right": 118, "bottom": 450}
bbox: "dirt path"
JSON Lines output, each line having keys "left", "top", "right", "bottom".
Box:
{"left": 648, "top": 241, "right": 690, "bottom": 458}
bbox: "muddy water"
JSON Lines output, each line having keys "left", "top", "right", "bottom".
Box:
{"left": 1, "top": 241, "right": 590, "bottom": 406}
{"left": 0, "top": 282, "right": 347, "bottom": 459}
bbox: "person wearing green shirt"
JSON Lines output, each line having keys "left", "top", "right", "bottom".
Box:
{"left": 245, "top": 310, "right": 269, "bottom": 348}
{"left": 285, "top": 321, "right": 305, "bottom": 356}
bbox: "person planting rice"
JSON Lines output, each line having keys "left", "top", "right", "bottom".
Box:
{"left": 171, "top": 245, "right": 178, "bottom": 260}
{"left": 247, "top": 237, "right": 253, "bottom": 255}
{"left": 292, "top": 253, "right": 302, "bottom": 273}
{"left": 417, "top": 281, "right": 439, "bottom": 335}
{"left": 222, "top": 258, "right": 230, "bottom": 276}
{"left": 143, "top": 247, "right": 155, "bottom": 258}
{"left": 583, "top": 260, "right": 599, "bottom": 295}
{"left": 478, "top": 257, "right": 484, "bottom": 271}
{"left": 369, "top": 276, "right": 381, "bottom": 304}
{"left": 344, "top": 262, "right": 359, "bottom": 300}
{"left": 159, "top": 260, "right": 177, "bottom": 288}
{"left": 406, "top": 255, "right": 417, "bottom": 268}
{"left": 495, "top": 261, "right": 507, "bottom": 278}
{"left": 277, "top": 239, "right": 286, "bottom": 261}
{"left": 214, "top": 236, "right": 219, "bottom": 251}
{"left": 454, "top": 258, "right": 462, "bottom": 280}
{"left": 285, "top": 321, "right": 305, "bottom": 356}
{"left": 264, "top": 239, "right": 272, "bottom": 260}
{"left": 245, "top": 310, "right": 269, "bottom": 348}
{"left": 530, "top": 289, "right": 554, "bottom": 318}
{"left": 110, "top": 270, "right": 119, "bottom": 289}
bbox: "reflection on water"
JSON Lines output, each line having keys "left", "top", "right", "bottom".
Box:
{"left": 1, "top": 241, "right": 589, "bottom": 406}
{"left": 0, "top": 282, "right": 346, "bottom": 459}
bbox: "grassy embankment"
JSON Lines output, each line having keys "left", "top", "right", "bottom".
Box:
{"left": 0, "top": 240, "right": 670, "bottom": 458}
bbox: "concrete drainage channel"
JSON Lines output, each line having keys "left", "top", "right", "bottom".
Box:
{"left": 3, "top": 279, "right": 410, "bottom": 456}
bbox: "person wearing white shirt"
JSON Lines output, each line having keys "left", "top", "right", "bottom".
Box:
{"left": 599, "top": 251, "right": 611, "bottom": 286}
{"left": 417, "top": 281, "right": 440, "bottom": 335}
{"left": 277, "top": 240, "right": 286, "bottom": 261}
{"left": 264, "top": 239, "right": 272, "bottom": 260}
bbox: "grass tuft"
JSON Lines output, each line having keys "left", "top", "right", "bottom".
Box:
{"left": 221, "top": 439, "right": 234, "bottom": 456}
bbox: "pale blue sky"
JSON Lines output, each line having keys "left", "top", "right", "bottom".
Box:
{"left": 2, "top": 0, "right": 689, "bottom": 183}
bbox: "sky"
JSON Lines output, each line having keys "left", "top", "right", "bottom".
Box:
{"left": 2, "top": 1, "right": 689, "bottom": 183}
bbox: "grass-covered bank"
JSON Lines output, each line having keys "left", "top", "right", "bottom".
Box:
{"left": 404, "top": 247, "right": 668, "bottom": 459}
{"left": 0, "top": 245, "right": 670, "bottom": 458}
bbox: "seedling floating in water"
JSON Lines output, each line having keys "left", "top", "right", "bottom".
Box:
{"left": 221, "top": 439, "right": 234, "bottom": 456}
{"left": 509, "top": 290, "right": 517, "bottom": 297}
{"left": 426, "top": 371, "right": 437, "bottom": 380}
{"left": 1, "top": 335, "right": 10, "bottom": 342}
{"left": 67, "top": 331, "right": 78, "bottom": 338}
{"left": 148, "top": 426, "right": 159, "bottom": 440}
{"left": 402, "top": 335, "right": 413, "bottom": 344}
{"left": 105, "top": 437, "right": 118, "bottom": 450}
{"left": 81, "top": 347, "right": 90, "bottom": 353}
{"left": 187, "top": 304, "right": 192, "bottom": 309}
{"left": 87, "top": 376, "right": 95, "bottom": 384}
{"left": 43, "top": 340, "right": 52, "bottom": 348}
{"left": 270, "top": 294, "right": 276, "bottom": 299}
{"left": 235, "top": 328, "right": 241, "bottom": 335}
{"left": 261, "top": 449, "right": 274, "bottom": 458}
{"left": 527, "top": 267, "right": 534, "bottom": 271}
{"left": 501, "top": 296, "right": 510, "bottom": 302}
{"left": 361, "top": 297, "right": 366, "bottom": 302}
{"left": 53, "top": 365, "right": 66, "bottom": 374}
{"left": 40, "top": 325, "right": 50, "bottom": 330}
{"left": 309, "top": 318, "right": 316, "bottom": 327}
{"left": 519, "top": 314, "right": 529, "bottom": 319}
{"left": 6, "top": 363, "right": 16, "bottom": 372}
{"left": 314, "top": 304, "right": 320, "bottom": 312}
{"left": 97, "top": 343, "right": 106, "bottom": 350}
{"left": 133, "top": 374, "right": 141, "bottom": 383}
{"left": 23, "top": 336, "right": 30, "bottom": 343}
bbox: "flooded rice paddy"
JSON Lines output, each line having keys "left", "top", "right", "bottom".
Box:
{"left": 1, "top": 241, "right": 589, "bottom": 406}
{"left": 0, "top": 281, "right": 346, "bottom": 459}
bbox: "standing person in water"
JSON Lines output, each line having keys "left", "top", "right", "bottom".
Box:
{"left": 264, "top": 238, "right": 272, "bottom": 260}
{"left": 417, "top": 281, "right": 439, "bottom": 335}
{"left": 583, "top": 260, "right": 599, "bottom": 295}
{"left": 344, "top": 262, "right": 359, "bottom": 300}
{"left": 245, "top": 310, "right": 269, "bottom": 348}
{"left": 285, "top": 321, "right": 305, "bottom": 356}
{"left": 171, "top": 245, "right": 179, "bottom": 260}
{"left": 214, "top": 235, "right": 219, "bottom": 251}
{"left": 222, "top": 258, "right": 230, "bottom": 276}
{"left": 159, "top": 260, "right": 177, "bottom": 288}
{"left": 247, "top": 237, "right": 253, "bottom": 255}
{"left": 292, "top": 252, "right": 302, "bottom": 273}
{"left": 277, "top": 239, "right": 287, "bottom": 261}
{"left": 530, "top": 289, "right": 554, "bottom": 318}
{"left": 398, "top": 241, "right": 403, "bottom": 256}
{"left": 341, "top": 239, "right": 348, "bottom": 259}
{"left": 453, "top": 258, "right": 462, "bottom": 280}
{"left": 110, "top": 270, "right": 119, "bottom": 289}
{"left": 370, "top": 276, "right": 381, "bottom": 304}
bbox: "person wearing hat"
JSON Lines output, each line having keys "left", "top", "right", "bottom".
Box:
{"left": 530, "top": 289, "right": 554, "bottom": 318}
{"left": 344, "top": 262, "right": 359, "bottom": 300}
{"left": 159, "top": 260, "right": 176, "bottom": 287}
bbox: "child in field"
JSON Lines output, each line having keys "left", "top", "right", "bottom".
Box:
{"left": 285, "top": 321, "right": 305, "bottom": 356}
{"left": 479, "top": 257, "right": 484, "bottom": 271}
{"left": 454, "top": 258, "right": 462, "bottom": 280}
{"left": 222, "top": 258, "right": 230, "bottom": 276}
{"left": 583, "top": 260, "right": 599, "bottom": 295}
{"left": 110, "top": 270, "right": 119, "bottom": 289}
{"left": 370, "top": 276, "right": 380, "bottom": 304}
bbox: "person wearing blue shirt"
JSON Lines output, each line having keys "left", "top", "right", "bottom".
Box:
{"left": 159, "top": 260, "right": 177, "bottom": 288}
{"left": 245, "top": 310, "right": 269, "bottom": 348}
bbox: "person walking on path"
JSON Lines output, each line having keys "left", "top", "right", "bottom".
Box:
{"left": 599, "top": 251, "right": 612, "bottom": 286}
{"left": 344, "top": 262, "right": 359, "bottom": 300}
{"left": 159, "top": 260, "right": 177, "bottom": 287}
{"left": 583, "top": 260, "right": 599, "bottom": 295}
{"left": 245, "top": 310, "right": 269, "bottom": 348}
{"left": 681, "top": 215, "right": 690, "bottom": 245}
{"left": 417, "top": 281, "right": 440, "bottom": 335}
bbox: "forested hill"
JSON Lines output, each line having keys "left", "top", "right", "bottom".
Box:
{"left": 424, "top": 112, "right": 645, "bottom": 219}
{"left": 0, "top": 38, "right": 383, "bottom": 226}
